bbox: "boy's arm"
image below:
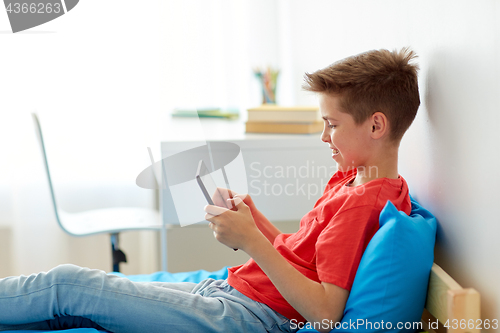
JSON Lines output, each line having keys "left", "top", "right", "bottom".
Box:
{"left": 205, "top": 199, "right": 348, "bottom": 331}
{"left": 246, "top": 235, "right": 348, "bottom": 331}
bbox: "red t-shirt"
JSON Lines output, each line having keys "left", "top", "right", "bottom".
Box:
{"left": 227, "top": 169, "right": 411, "bottom": 322}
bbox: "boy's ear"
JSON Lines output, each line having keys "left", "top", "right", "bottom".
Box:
{"left": 370, "top": 112, "right": 389, "bottom": 139}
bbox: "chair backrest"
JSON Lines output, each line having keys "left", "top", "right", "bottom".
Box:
{"left": 31, "top": 113, "right": 65, "bottom": 230}
{"left": 422, "top": 263, "right": 481, "bottom": 333}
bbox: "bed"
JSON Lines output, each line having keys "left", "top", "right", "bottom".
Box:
{"left": 2, "top": 199, "right": 481, "bottom": 332}
{"left": 421, "top": 263, "right": 481, "bottom": 333}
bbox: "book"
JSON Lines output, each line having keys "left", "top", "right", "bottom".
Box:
{"left": 245, "top": 121, "right": 323, "bottom": 134}
{"left": 172, "top": 108, "right": 239, "bottom": 119}
{"left": 247, "top": 105, "right": 320, "bottom": 123}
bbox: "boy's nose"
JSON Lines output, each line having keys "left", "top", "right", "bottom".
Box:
{"left": 321, "top": 129, "right": 331, "bottom": 143}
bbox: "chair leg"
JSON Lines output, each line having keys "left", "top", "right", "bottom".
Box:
{"left": 110, "top": 233, "right": 127, "bottom": 272}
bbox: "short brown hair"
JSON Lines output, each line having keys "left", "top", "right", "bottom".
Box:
{"left": 303, "top": 47, "right": 420, "bottom": 141}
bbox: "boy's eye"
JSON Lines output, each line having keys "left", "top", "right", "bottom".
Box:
{"left": 322, "top": 118, "right": 336, "bottom": 129}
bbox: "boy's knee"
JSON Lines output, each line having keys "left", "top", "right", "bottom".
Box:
{"left": 50, "top": 264, "right": 81, "bottom": 275}
{"left": 47, "top": 264, "right": 87, "bottom": 283}
{"left": 47, "top": 264, "right": 109, "bottom": 287}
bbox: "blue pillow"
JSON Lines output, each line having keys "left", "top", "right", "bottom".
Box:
{"left": 298, "top": 197, "right": 437, "bottom": 333}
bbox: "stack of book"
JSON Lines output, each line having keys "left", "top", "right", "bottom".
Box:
{"left": 245, "top": 105, "right": 322, "bottom": 134}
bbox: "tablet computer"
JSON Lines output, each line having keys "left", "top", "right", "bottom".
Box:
{"left": 197, "top": 160, "right": 238, "bottom": 250}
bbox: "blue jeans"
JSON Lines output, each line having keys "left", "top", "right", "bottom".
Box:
{"left": 0, "top": 264, "right": 296, "bottom": 332}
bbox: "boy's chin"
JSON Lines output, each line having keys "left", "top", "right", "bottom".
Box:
{"left": 335, "top": 161, "right": 357, "bottom": 173}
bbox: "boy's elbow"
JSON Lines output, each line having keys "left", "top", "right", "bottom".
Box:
{"left": 309, "top": 281, "right": 348, "bottom": 330}
{"left": 308, "top": 309, "right": 343, "bottom": 333}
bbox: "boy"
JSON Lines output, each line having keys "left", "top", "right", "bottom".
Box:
{"left": 0, "top": 48, "right": 419, "bottom": 332}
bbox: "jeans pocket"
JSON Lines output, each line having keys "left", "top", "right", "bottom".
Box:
{"left": 253, "top": 301, "right": 295, "bottom": 332}
{"left": 196, "top": 279, "right": 226, "bottom": 297}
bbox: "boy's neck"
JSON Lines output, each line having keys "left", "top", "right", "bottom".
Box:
{"left": 351, "top": 147, "right": 399, "bottom": 187}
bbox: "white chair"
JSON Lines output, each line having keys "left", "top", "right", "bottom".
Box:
{"left": 32, "top": 113, "right": 163, "bottom": 272}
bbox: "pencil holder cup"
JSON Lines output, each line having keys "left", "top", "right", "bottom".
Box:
{"left": 254, "top": 67, "right": 279, "bottom": 104}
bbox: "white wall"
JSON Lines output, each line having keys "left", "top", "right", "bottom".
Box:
{"left": 281, "top": 0, "right": 500, "bottom": 327}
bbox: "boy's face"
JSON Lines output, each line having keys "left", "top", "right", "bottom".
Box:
{"left": 319, "top": 93, "right": 373, "bottom": 171}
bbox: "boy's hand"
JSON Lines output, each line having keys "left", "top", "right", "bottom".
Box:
{"left": 204, "top": 196, "right": 266, "bottom": 251}
{"left": 208, "top": 189, "right": 280, "bottom": 245}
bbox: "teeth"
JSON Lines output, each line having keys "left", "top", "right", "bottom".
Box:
{"left": 332, "top": 149, "right": 340, "bottom": 156}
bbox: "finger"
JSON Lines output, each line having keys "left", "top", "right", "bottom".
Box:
{"left": 230, "top": 196, "right": 247, "bottom": 210}
{"left": 226, "top": 197, "right": 237, "bottom": 210}
{"left": 215, "top": 188, "right": 236, "bottom": 209}
{"left": 204, "top": 204, "right": 229, "bottom": 216}
{"left": 232, "top": 193, "right": 250, "bottom": 204}
{"left": 217, "top": 187, "right": 236, "bottom": 201}
{"left": 211, "top": 188, "right": 234, "bottom": 208}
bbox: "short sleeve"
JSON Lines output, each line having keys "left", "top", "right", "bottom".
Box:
{"left": 315, "top": 205, "right": 379, "bottom": 290}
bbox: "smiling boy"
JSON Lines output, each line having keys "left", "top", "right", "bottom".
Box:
{"left": 0, "top": 48, "right": 419, "bottom": 333}
{"left": 205, "top": 48, "right": 419, "bottom": 331}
